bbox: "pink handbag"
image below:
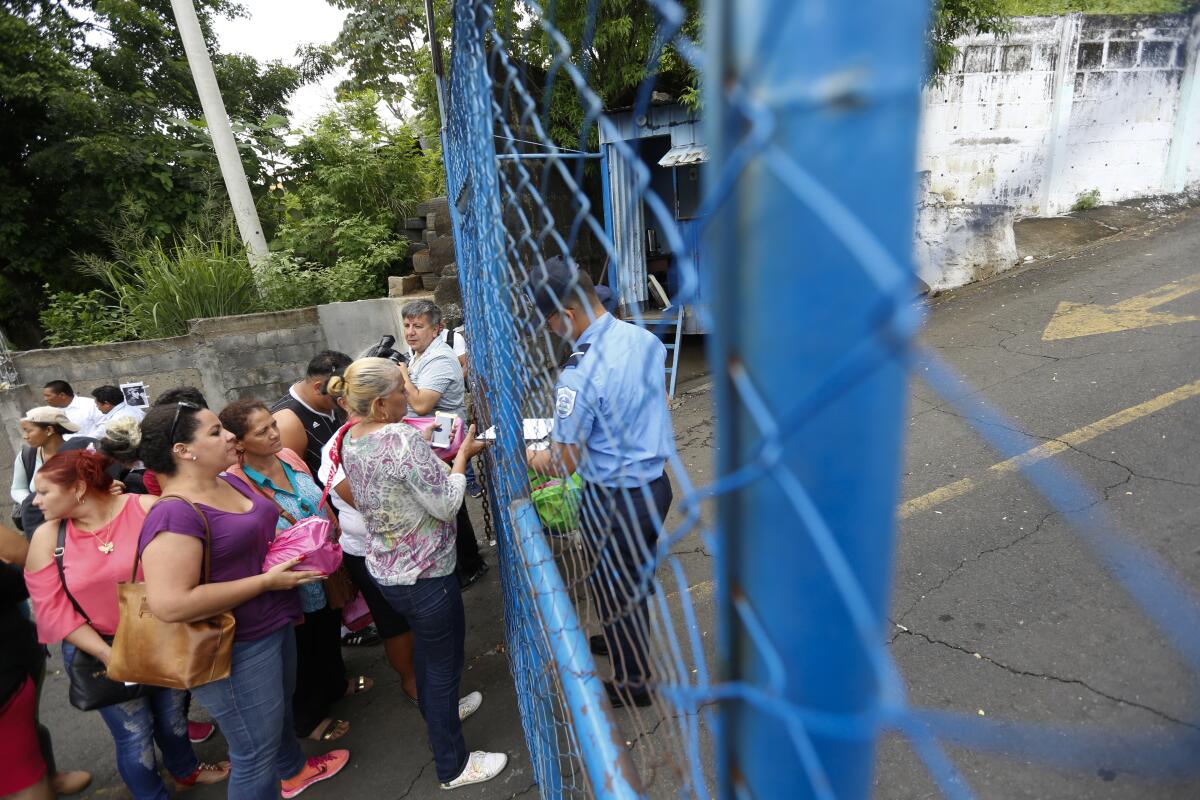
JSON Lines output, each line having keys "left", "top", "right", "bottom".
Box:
{"left": 402, "top": 416, "right": 464, "bottom": 462}
{"left": 341, "top": 592, "right": 373, "bottom": 632}
{"left": 262, "top": 514, "right": 343, "bottom": 576}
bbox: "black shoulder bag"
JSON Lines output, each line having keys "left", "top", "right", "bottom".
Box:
{"left": 54, "top": 521, "right": 149, "bottom": 710}
{"left": 10, "top": 446, "right": 36, "bottom": 532}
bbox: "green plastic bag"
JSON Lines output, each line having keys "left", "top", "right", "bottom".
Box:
{"left": 528, "top": 469, "right": 583, "bottom": 533}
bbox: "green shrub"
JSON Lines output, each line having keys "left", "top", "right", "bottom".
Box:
{"left": 38, "top": 288, "right": 132, "bottom": 347}
{"left": 80, "top": 223, "right": 262, "bottom": 339}
{"left": 255, "top": 252, "right": 327, "bottom": 311}
{"left": 1071, "top": 189, "right": 1101, "bottom": 212}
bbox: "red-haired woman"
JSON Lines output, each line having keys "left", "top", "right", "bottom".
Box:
{"left": 23, "top": 450, "right": 230, "bottom": 800}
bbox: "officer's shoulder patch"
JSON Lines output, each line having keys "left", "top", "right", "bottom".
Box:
{"left": 555, "top": 387, "right": 577, "bottom": 418}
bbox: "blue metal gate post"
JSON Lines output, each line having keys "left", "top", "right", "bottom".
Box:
{"left": 707, "top": 2, "right": 930, "bottom": 797}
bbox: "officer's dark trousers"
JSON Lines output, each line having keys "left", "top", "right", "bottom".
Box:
{"left": 580, "top": 473, "right": 673, "bottom": 691}
{"left": 454, "top": 503, "right": 485, "bottom": 578}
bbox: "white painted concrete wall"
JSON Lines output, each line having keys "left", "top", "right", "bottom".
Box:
{"left": 920, "top": 13, "right": 1197, "bottom": 216}
{"left": 916, "top": 12, "right": 1199, "bottom": 289}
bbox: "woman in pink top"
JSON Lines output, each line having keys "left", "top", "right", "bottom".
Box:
{"left": 23, "top": 450, "right": 230, "bottom": 800}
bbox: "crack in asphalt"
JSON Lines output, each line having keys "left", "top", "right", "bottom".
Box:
{"left": 892, "top": 627, "right": 1199, "bottom": 731}
{"left": 895, "top": 464, "right": 1139, "bottom": 626}
{"left": 394, "top": 756, "right": 436, "bottom": 799}
{"left": 506, "top": 781, "right": 539, "bottom": 798}
{"left": 922, "top": 405, "right": 1200, "bottom": 490}
{"left": 668, "top": 546, "right": 713, "bottom": 559}
{"left": 627, "top": 712, "right": 668, "bottom": 750}
{"left": 894, "top": 508, "right": 1060, "bottom": 626}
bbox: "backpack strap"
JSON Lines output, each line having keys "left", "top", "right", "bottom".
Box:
{"left": 21, "top": 445, "right": 37, "bottom": 488}
{"left": 54, "top": 520, "right": 93, "bottom": 626}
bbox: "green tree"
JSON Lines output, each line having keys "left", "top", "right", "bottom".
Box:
{"left": 0, "top": 0, "right": 299, "bottom": 346}
{"left": 931, "top": 1, "right": 1010, "bottom": 78}
{"left": 321, "top": 0, "right": 698, "bottom": 147}
{"left": 268, "top": 92, "right": 438, "bottom": 300}
{"left": 322, "top": 0, "right": 1011, "bottom": 147}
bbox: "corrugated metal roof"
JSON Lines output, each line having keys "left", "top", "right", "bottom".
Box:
{"left": 658, "top": 143, "right": 708, "bottom": 167}
{"left": 600, "top": 104, "right": 701, "bottom": 144}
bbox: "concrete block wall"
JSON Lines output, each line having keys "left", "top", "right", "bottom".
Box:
{"left": 1058, "top": 15, "right": 1195, "bottom": 206}
{"left": 917, "top": 11, "right": 1199, "bottom": 290}
{"left": 920, "top": 16, "right": 1067, "bottom": 212}
{"left": 1, "top": 307, "right": 328, "bottom": 492}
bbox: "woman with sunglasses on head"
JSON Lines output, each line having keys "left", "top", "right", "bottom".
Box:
{"left": 219, "top": 398, "right": 371, "bottom": 743}
{"left": 327, "top": 358, "right": 507, "bottom": 790}
{"left": 23, "top": 449, "right": 230, "bottom": 799}
{"left": 135, "top": 402, "right": 350, "bottom": 799}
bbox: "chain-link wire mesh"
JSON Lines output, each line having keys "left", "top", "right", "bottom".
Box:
{"left": 441, "top": 0, "right": 1200, "bottom": 797}
{"left": 444, "top": 1, "right": 711, "bottom": 794}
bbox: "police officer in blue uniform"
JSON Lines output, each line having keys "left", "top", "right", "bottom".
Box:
{"left": 525, "top": 257, "right": 674, "bottom": 708}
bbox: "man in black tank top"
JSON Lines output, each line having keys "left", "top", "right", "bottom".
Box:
{"left": 271, "top": 351, "right": 352, "bottom": 486}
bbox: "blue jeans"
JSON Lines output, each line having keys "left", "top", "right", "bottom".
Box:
{"left": 379, "top": 573, "right": 467, "bottom": 783}
{"left": 190, "top": 625, "right": 307, "bottom": 800}
{"left": 62, "top": 645, "right": 197, "bottom": 800}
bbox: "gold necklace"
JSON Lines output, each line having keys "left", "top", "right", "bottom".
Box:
{"left": 81, "top": 527, "right": 115, "bottom": 554}
{"left": 76, "top": 504, "right": 119, "bottom": 554}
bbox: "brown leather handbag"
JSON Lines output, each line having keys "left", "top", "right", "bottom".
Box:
{"left": 106, "top": 495, "right": 236, "bottom": 690}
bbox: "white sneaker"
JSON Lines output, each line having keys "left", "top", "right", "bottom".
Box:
{"left": 440, "top": 751, "right": 508, "bottom": 789}
{"left": 458, "top": 691, "right": 482, "bottom": 721}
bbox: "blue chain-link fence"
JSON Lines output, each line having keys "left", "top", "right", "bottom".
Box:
{"left": 439, "top": 0, "right": 1200, "bottom": 797}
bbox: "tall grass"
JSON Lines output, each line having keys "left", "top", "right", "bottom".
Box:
{"left": 79, "top": 221, "right": 262, "bottom": 340}
{"left": 1003, "top": 0, "right": 1197, "bottom": 14}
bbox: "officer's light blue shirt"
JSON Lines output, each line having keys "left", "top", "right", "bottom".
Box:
{"left": 551, "top": 312, "right": 674, "bottom": 488}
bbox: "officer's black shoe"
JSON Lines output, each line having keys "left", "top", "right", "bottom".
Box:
{"left": 604, "top": 681, "right": 653, "bottom": 709}
{"left": 589, "top": 635, "right": 609, "bottom": 657}
{"left": 458, "top": 561, "right": 489, "bottom": 591}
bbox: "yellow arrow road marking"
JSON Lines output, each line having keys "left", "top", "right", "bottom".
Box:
{"left": 1042, "top": 272, "right": 1200, "bottom": 341}
{"left": 899, "top": 378, "right": 1200, "bottom": 520}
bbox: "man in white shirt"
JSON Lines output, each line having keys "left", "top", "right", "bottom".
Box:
{"left": 41, "top": 380, "right": 102, "bottom": 439}
{"left": 436, "top": 324, "right": 468, "bottom": 379}
{"left": 89, "top": 385, "right": 146, "bottom": 440}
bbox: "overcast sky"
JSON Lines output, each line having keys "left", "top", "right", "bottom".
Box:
{"left": 212, "top": 0, "right": 348, "bottom": 128}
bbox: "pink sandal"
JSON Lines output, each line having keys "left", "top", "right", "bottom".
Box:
{"left": 281, "top": 751, "right": 350, "bottom": 798}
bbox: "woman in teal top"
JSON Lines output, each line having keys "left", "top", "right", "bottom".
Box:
{"left": 220, "top": 399, "right": 373, "bottom": 743}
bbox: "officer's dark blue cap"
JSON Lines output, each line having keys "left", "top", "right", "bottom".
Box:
{"left": 528, "top": 256, "right": 581, "bottom": 318}
{"left": 594, "top": 285, "right": 618, "bottom": 315}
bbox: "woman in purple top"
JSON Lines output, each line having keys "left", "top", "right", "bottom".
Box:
{"left": 136, "top": 402, "right": 350, "bottom": 800}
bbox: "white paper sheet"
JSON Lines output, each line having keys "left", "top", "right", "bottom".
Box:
{"left": 479, "top": 418, "right": 554, "bottom": 441}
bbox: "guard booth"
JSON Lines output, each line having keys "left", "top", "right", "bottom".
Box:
{"left": 600, "top": 102, "right": 709, "bottom": 335}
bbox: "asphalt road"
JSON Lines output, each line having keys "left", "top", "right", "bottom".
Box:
{"left": 881, "top": 205, "right": 1200, "bottom": 799}
{"left": 35, "top": 205, "right": 1200, "bottom": 799}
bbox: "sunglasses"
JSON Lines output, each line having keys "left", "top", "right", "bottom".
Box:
{"left": 169, "top": 401, "right": 201, "bottom": 444}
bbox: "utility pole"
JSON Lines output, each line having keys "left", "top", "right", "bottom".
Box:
{"left": 423, "top": 0, "right": 449, "bottom": 144}
{"left": 169, "top": 0, "right": 269, "bottom": 263}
